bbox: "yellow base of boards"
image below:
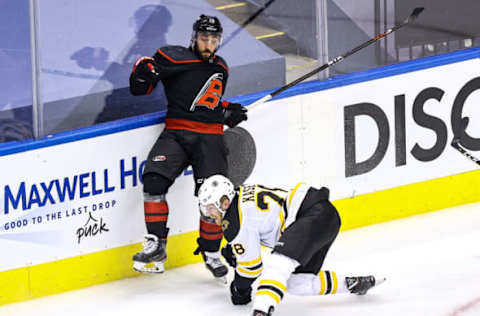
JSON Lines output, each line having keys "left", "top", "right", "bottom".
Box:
{"left": 334, "top": 169, "right": 480, "bottom": 231}
{"left": 1, "top": 170, "right": 479, "bottom": 306}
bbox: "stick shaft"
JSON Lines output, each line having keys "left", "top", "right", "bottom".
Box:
{"left": 219, "top": 0, "right": 276, "bottom": 50}
{"left": 250, "top": 7, "right": 424, "bottom": 107}
{"left": 451, "top": 139, "right": 480, "bottom": 166}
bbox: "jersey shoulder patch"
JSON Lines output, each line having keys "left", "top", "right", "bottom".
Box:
{"left": 155, "top": 45, "right": 202, "bottom": 65}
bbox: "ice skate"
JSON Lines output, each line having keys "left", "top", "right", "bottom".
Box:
{"left": 132, "top": 234, "right": 167, "bottom": 273}
{"left": 201, "top": 250, "right": 228, "bottom": 284}
{"left": 346, "top": 275, "right": 386, "bottom": 295}
{"left": 252, "top": 306, "right": 274, "bottom": 316}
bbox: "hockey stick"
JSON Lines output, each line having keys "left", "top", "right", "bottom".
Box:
{"left": 451, "top": 117, "right": 480, "bottom": 166}
{"left": 219, "top": 0, "right": 277, "bottom": 50}
{"left": 247, "top": 7, "right": 425, "bottom": 110}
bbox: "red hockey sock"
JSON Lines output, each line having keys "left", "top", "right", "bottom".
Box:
{"left": 198, "top": 219, "right": 223, "bottom": 251}
{"left": 144, "top": 201, "right": 169, "bottom": 239}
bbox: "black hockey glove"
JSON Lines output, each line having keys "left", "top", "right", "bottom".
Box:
{"left": 132, "top": 57, "right": 160, "bottom": 84}
{"left": 224, "top": 102, "right": 248, "bottom": 128}
{"left": 230, "top": 281, "right": 252, "bottom": 305}
{"left": 221, "top": 244, "right": 237, "bottom": 268}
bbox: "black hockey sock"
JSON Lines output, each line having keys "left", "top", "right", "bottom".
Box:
{"left": 144, "top": 200, "right": 169, "bottom": 239}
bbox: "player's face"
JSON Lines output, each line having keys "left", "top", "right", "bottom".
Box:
{"left": 204, "top": 204, "right": 223, "bottom": 225}
{"left": 196, "top": 32, "right": 220, "bottom": 60}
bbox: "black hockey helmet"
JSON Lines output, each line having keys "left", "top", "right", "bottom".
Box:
{"left": 191, "top": 14, "right": 223, "bottom": 49}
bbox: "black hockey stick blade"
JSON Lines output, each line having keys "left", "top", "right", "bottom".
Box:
{"left": 451, "top": 116, "right": 480, "bottom": 166}
{"left": 451, "top": 139, "right": 480, "bottom": 166}
{"left": 408, "top": 7, "right": 425, "bottom": 23}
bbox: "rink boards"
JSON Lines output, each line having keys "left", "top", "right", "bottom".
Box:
{"left": 1, "top": 47, "right": 480, "bottom": 305}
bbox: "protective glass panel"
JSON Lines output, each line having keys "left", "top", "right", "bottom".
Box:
{"left": 27, "top": 0, "right": 480, "bottom": 135}
{"left": 0, "top": 0, "right": 34, "bottom": 144}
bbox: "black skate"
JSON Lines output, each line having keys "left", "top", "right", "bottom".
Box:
{"left": 201, "top": 251, "right": 228, "bottom": 283}
{"left": 346, "top": 275, "right": 386, "bottom": 295}
{"left": 132, "top": 234, "right": 167, "bottom": 273}
{"left": 252, "top": 306, "right": 274, "bottom": 316}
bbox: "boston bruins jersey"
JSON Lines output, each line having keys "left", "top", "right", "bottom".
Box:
{"left": 222, "top": 183, "right": 310, "bottom": 280}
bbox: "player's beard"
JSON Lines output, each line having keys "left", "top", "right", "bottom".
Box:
{"left": 194, "top": 45, "right": 214, "bottom": 61}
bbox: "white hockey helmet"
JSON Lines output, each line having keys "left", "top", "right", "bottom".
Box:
{"left": 198, "top": 174, "right": 235, "bottom": 217}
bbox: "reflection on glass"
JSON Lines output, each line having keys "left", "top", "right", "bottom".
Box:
{"left": 0, "top": 0, "right": 34, "bottom": 144}
{"left": 38, "top": 2, "right": 172, "bottom": 134}
{"left": 4, "top": 0, "right": 479, "bottom": 141}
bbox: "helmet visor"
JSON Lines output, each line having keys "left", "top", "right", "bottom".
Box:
{"left": 196, "top": 31, "right": 222, "bottom": 46}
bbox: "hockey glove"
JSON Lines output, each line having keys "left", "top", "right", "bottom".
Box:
{"left": 223, "top": 103, "right": 248, "bottom": 128}
{"left": 230, "top": 281, "right": 252, "bottom": 305}
{"left": 132, "top": 56, "right": 160, "bottom": 84}
{"left": 221, "top": 244, "right": 237, "bottom": 268}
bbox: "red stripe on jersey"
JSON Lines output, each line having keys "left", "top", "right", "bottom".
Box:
{"left": 216, "top": 61, "right": 228, "bottom": 71}
{"left": 146, "top": 83, "right": 154, "bottom": 94}
{"left": 157, "top": 49, "right": 203, "bottom": 64}
{"left": 132, "top": 56, "right": 155, "bottom": 72}
{"left": 165, "top": 118, "right": 223, "bottom": 135}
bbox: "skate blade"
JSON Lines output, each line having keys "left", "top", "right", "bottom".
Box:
{"left": 375, "top": 277, "right": 386, "bottom": 287}
{"left": 133, "top": 261, "right": 165, "bottom": 274}
{"left": 216, "top": 275, "right": 228, "bottom": 285}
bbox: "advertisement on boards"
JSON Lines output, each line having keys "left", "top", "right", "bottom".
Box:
{"left": 335, "top": 59, "right": 480, "bottom": 198}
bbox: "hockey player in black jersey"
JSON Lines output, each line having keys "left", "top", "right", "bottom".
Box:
{"left": 198, "top": 175, "right": 386, "bottom": 316}
{"left": 129, "top": 15, "right": 247, "bottom": 282}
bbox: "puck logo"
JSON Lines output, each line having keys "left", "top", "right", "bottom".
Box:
{"left": 152, "top": 155, "right": 166, "bottom": 162}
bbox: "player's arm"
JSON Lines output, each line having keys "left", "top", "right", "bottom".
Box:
{"left": 229, "top": 231, "right": 262, "bottom": 305}
{"left": 221, "top": 100, "right": 248, "bottom": 128}
{"left": 129, "top": 46, "right": 192, "bottom": 96}
{"left": 129, "top": 56, "right": 160, "bottom": 96}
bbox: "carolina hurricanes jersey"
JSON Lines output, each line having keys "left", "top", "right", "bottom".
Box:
{"left": 130, "top": 45, "right": 229, "bottom": 125}
{"left": 222, "top": 183, "right": 310, "bottom": 280}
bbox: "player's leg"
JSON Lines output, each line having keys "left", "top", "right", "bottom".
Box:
{"left": 286, "top": 202, "right": 384, "bottom": 297}
{"left": 252, "top": 193, "right": 341, "bottom": 315}
{"left": 133, "top": 131, "right": 189, "bottom": 273}
{"left": 191, "top": 133, "right": 229, "bottom": 281}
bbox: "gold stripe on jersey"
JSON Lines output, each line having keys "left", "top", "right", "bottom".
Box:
{"left": 319, "top": 271, "right": 326, "bottom": 295}
{"left": 237, "top": 266, "right": 263, "bottom": 277}
{"left": 238, "top": 186, "right": 243, "bottom": 225}
{"left": 238, "top": 256, "right": 262, "bottom": 266}
{"left": 256, "top": 280, "right": 286, "bottom": 305}
{"left": 237, "top": 256, "right": 263, "bottom": 277}
{"left": 259, "top": 280, "right": 287, "bottom": 292}
{"left": 256, "top": 290, "right": 281, "bottom": 304}
{"left": 287, "top": 182, "right": 305, "bottom": 208}
{"left": 331, "top": 271, "right": 338, "bottom": 294}
{"left": 318, "top": 271, "right": 337, "bottom": 295}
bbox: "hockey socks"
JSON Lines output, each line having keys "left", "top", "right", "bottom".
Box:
{"left": 144, "top": 193, "right": 169, "bottom": 239}
{"left": 287, "top": 271, "right": 384, "bottom": 296}
{"left": 198, "top": 218, "right": 223, "bottom": 249}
